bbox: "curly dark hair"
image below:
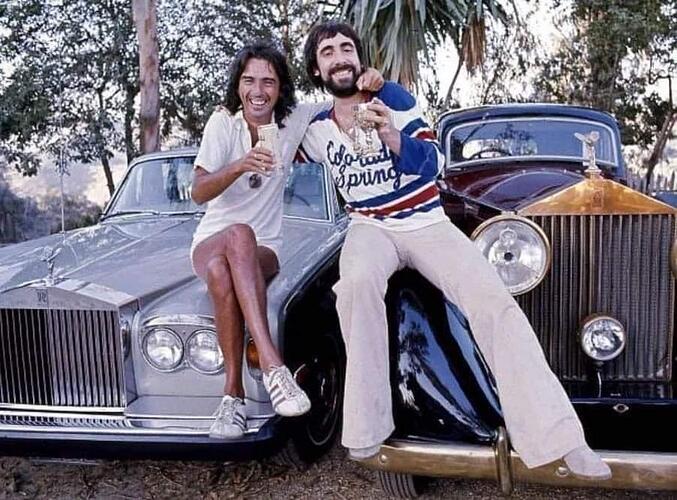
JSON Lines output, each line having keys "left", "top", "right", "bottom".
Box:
{"left": 303, "top": 21, "right": 364, "bottom": 90}
{"left": 224, "top": 42, "right": 296, "bottom": 127}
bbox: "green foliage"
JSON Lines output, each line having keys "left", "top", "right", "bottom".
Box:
{"left": 0, "top": 0, "right": 138, "bottom": 186}
{"left": 534, "top": 0, "right": 676, "bottom": 146}
{"left": 0, "top": 0, "right": 324, "bottom": 181}
{"left": 337, "top": 0, "right": 510, "bottom": 90}
{"left": 462, "top": 3, "right": 539, "bottom": 106}
{"left": 158, "top": 0, "right": 321, "bottom": 141}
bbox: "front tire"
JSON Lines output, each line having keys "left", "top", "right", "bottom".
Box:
{"left": 277, "top": 329, "right": 345, "bottom": 466}
{"left": 377, "top": 471, "right": 427, "bottom": 498}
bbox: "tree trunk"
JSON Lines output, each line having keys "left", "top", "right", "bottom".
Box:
{"left": 101, "top": 154, "right": 115, "bottom": 197}
{"left": 124, "top": 83, "right": 138, "bottom": 162}
{"left": 132, "top": 0, "right": 160, "bottom": 154}
{"left": 644, "top": 111, "right": 677, "bottom": 186}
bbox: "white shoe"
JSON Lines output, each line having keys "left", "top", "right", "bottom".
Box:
{"left": 563, "top": 446, "right": 612, "bottom": 480}
{"left": 348, "top": 444, "right": 381, "bottom": 460}
{"left": 209, "top": 395, "right": 246, "bottom": 439}
{"left": 263, "top": 365, "right": 311, "bottom": 417}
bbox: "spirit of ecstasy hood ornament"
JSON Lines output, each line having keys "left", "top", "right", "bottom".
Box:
{"left": 40, "top": 245, "right": 63, "bottom": 287}
{"left": 574, "top": 131, "right": 601, "bottom": 178}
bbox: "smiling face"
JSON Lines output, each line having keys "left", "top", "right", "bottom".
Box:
{"left": 315, "top": 33, "right": 362, "bottom": 97}
{"left": 238, "top": 58, "right": 280, "bottom": 124}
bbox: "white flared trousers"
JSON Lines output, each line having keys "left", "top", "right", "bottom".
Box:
{"left": 334, "top": 220, "right": 587, "bottom": 468}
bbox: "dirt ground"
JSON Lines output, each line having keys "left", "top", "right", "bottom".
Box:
{"left": 1, "top": 443, "right": 674, "bottom": 500}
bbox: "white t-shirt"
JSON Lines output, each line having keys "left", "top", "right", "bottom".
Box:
{"left": 191, "top": 103, "right": 326, "bottom": 259}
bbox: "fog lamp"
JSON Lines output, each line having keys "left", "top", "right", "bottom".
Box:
{"left": 579, "top": 315, "right": 626, "bottom": 362}
{"left": 186, "top": 330, "right": 223, "bottom": 374}
{"left": 142, "top": 328, "right": 183, "bottom": 371}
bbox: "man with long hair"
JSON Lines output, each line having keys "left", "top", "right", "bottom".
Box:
{"left": 191, "top": 42, "right": 382, "bottom": 439}
{"left": 298, "top": 22, "right": 611, "bottom": 480}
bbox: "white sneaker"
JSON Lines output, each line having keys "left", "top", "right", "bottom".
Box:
{"left": 209, "top": 395, "right": 246, "bottom": 439}
{"left": 263, "top": 365, "right": 311, "bottom": 417}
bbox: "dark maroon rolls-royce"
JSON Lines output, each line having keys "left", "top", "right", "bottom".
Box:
{"left": 357, "top": 104, "right": 677, "bottom": 497}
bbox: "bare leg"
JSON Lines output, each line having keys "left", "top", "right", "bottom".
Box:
{"left": 219, "top": 224, "right": 282, "bottom": 372}
{"left": 193, "top": 238, "right": 247, "bottom": 397}
{"left": 204, "top": 256, "right": 245, "bottom": 397}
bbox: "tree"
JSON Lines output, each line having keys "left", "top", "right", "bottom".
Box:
{"left": 534, "top": 0, "right": 676, "bottom": 158}
{"left": 158, "top": 0, "right": 321, "bottom": 143}
{"left": 336, "top": 0, "right": 511, "bottom": 93}
{"left": 463, "top": 2, "right": 539, "bottom": 106}
{"left": 0, "top": 0, "right": 139, "bottom": 196}
{"left": 133, "top": 0, "right": 161, "bottom": 154}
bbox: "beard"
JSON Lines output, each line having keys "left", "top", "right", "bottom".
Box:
{"left": 323, "top": 64, "right": 362, "bottom": 97}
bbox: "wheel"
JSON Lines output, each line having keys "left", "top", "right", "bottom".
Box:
{"left": 276, "top": 329, "right": 345, "bottom": 466}
{"left": 377, "top": 471, "right": 427, "bottom": 498}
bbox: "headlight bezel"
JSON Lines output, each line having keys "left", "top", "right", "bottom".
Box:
{"left": 471, "top": 214, "right": 552, "bottom": 295}
{"left": 141, "top": 327, "right": 184, "bottom": 372}
{"left": 186, "top": 329, "right": 224, "bottom": 374}
{"left": 579, "top": 314, "right": 627, "bottom": 362}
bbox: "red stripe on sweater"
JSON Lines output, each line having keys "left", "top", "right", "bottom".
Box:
{"left": 348, "top": 184, "right": 439, "bottom": 217}
{"left": 414, "top": 130, "right": 436, "bottom": 141}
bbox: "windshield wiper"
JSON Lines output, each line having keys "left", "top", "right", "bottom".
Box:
{"left": 100, "top": 209, "right": 161, "bottom": 221}
{"left": 159, "top": 210, "right": 203, "bottom": 216}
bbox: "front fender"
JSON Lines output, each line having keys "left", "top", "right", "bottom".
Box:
{"left": 386, "top": 269, "right": 503, "bottom": 444}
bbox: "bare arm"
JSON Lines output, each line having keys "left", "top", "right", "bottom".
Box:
{"left": 191, "top": 147, "right": 274, "bottom": 205}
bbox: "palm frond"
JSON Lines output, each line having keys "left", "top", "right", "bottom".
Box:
{"left": 340, "top": 0, "right": 510, "bottom": 89}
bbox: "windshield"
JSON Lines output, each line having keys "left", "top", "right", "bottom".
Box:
{"left": 447, "top": 118, "right": 617, "bottom": 166}
{"left": 107, "top": 156, "right": 198, "bottom": 215}
{"left": 106, "top": 156, "right": 330, "bottom": 221}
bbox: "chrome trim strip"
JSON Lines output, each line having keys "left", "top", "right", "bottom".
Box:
{"left": 359, "top": 439, "right": 677, "bottom": 491}
{"left": 0, "top": 403, "right": 124, "bottom": 413}
{"left": 0, "top": 420, "right": 268, "bottom": 436}
{"left": 143, "top": 314, "right": 215, "bottom": 328}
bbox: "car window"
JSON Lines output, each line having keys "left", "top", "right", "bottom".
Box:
{"left": 108, "top": 157, "right": 198, "bottom": 214}
{"left": 283, "top": 163, "right": 329, "bottom": 221}
{"left": 107, "top": 157, "right": 330, "bottom": 221}
{"left": 448, "top": 119, "right": 616, "bottom": 165}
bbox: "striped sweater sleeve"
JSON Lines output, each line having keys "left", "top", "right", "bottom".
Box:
{"left": 377, "top": 82, "right": 444, "bottom": 178}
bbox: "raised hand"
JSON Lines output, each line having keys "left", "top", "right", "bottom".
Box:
{"left": 238, "top": 146, "right": 275, "bottom": 177}
{"left": 356, "top": 67, "right": 384, "bottom": 92}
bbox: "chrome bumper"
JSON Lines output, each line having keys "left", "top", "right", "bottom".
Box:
{"left": 357, "top": 429, "right": 677, "bottom": 493}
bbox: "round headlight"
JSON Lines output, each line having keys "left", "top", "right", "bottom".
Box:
{"left": 471, "top": 215, "right": 551, "bottom": 295}
{"left": 186, "top": 330, "right": 224, "bottom": 374}
{"left": 142, "top": 328, "right": 183, "bottom": 371}
{"left": 580, "top": 315, "right": 626, "bottom": 362}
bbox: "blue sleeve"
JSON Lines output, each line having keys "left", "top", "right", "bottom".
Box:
{"left": 377, "top": 81, "right": 444, "bottom": 178}
{"left": 392, "top": 133, "right": 443, "bottom": 178}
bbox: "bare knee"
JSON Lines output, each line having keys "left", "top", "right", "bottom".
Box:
{"left": 222, "top": 224, "right": 257, "bottom": 256}
{"left": 205, "top": 256, "right": 235, "bottom": 302}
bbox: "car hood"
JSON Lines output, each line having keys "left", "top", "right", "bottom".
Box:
{"left": 0, "top": 215, "right": 342, "bottom": 308}
{"left": 0, "top": 217, "right": 199, "bottom": 301}
{"left": 441, "top": 162, "right": 676, "bottom": 216}
{"left": 441, "top": 163, "right": 583, "bottom": 212}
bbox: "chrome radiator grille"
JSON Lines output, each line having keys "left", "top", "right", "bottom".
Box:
{"left": 517, "top": 214, "right": 675, "bottom": 382}
{"left": 0, "top": 309, "right": 125, "bottom": 408}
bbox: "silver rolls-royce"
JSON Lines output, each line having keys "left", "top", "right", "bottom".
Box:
{"left": 0, "top": 149, "right": 346, "bottom": 462}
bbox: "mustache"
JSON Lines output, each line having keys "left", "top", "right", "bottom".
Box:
{"left": 329, "top": 64, "right": 357, "bottom": 76}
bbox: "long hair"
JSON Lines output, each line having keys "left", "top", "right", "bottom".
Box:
{"left": 224, "top": 42, "right": 296, "bottom": 126}
{"left": 303, "top": 21, "right": 364, "bottom": 90}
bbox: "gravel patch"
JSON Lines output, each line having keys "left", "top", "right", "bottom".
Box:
{"left": 1, "top": 443, "right": 674, "bottom": 499}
